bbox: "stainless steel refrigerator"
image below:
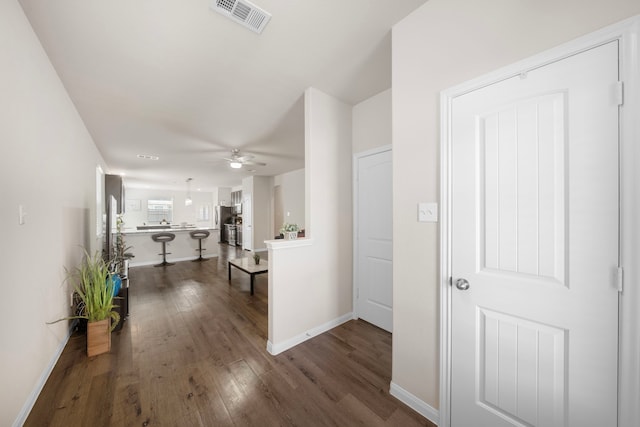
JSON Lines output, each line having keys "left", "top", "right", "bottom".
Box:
{"left": 215, "top": 206, "right": 234, "bottom": 242}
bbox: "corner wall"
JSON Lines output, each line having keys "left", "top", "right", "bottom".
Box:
{"left": 267, "top": 88, "right": 353, "bottom": 353}
{"left": 391, "top": 0, "right": 640, "bottom": 414}
{"left": 353, "top": 89, "right": 391, "bottom": 154}
{"left": 1, "top": 1, "right": 108, "bottom": 425}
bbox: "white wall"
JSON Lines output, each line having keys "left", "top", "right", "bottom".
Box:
{"left": 353, "top": 89, "right": 391, "bottom": 154}
{"left": 0, "top": 1, "right": 108, "bottom": 425}
{"left": 254, "top": 177, "right": 273, "bottom": 249}
{"left": 266, "top": 88, "right": 353, "bottom": 352}
{"left": 217, "top": 187, "right": 231, "bottom": 206}
{"left": 273, "top": 168, "right": 305, "bottom": 232}
{"left": 392, "top": 0, "right": 640, "bottom": 412}
{"left": 121, "top": 187, "right": 215, "bottom": 230}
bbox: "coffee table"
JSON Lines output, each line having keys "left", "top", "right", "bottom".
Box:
{"left": 228, "top": 257, "right": 268, "bottom": 295}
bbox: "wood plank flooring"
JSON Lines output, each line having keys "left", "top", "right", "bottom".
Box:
{"left": 25, "top": 245, "right": 435, "bottom": 427}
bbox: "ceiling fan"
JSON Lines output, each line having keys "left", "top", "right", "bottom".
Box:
{"left": 223, "top": 149, "right": 266, "bottom": 169}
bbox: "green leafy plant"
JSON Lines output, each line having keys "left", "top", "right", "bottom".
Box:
{"left": 50, "top": 250, "right": 120, "bottom": 331}
{"left": 280, "top": 222, "right": 299, "bottom": 234}
{"left": 112, "top": 214, "right": 134, "bottom": 275}
{"left": 253, "top": 253, "right": 260, "bottom": 264}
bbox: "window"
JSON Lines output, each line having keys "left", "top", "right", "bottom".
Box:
{"left": 147, "top": 199, "right": 173, "bottom": 223}
{"left": 197, "top": 204, "right": 211, "bottom": 222}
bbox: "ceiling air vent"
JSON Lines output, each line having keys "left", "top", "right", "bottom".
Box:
{"left": 210, "top": 0, "right": 271, "bottom": 34}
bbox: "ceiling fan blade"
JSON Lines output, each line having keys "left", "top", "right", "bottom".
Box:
{"left": 242, "top": 160, "right": 266, "bottom": 166}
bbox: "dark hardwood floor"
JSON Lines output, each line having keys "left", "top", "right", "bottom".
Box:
{"left": 26, "top": 245, "right": 434, "bottom": 427}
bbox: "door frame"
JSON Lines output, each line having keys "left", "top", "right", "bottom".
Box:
{"left": 439, "top": 16, "right": 640, "bottom": 427}
{"left": 352, "top": 145, "right": 392, "bottom": 319}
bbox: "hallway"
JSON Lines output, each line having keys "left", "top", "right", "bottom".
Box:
{"left": 25, "top": 246, "right": 433, "bottom": 426}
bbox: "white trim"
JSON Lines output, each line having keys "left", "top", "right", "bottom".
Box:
{"left": 266, "top": 312, "right": 353, "bottom": 355}
{"left": 265, "top": 237, "right": 314, "bottom": 250}
{"left": 13, "top": 321, "right": 77, "bottom": 427}
{"left": 617, "top": 16, "right": 640, "bottom": 427}
{"left": 390, "top": 382, "right": 439, "bottom": 425}
{"left": 439, "top": 82, "right": 453, "bottom": 427}
{"left": 439, "top": 15, "right": 640, "bottom": 427}
{"left": 352, "top": 145, "right": 392, "bottom": 318}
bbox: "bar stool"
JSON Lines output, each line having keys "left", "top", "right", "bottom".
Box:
{"left": 151, "top": 232, "right": 175, "bottom": 267}
{"left": 190, "top": 230, "right": 210, "bottom": 262}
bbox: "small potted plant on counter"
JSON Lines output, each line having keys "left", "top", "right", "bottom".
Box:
{"left": 49, "top": 250, "right": 120, "bottom": 357}
{"left": 280, "top": 222, "right": 299, "bottom": 240}
{"left": 253, "top": 253, "right": 261, "bottom": 265}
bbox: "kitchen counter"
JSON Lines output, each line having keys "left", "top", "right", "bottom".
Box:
{"left": 124, "top": 226, "right": 217, "bottom": 235}
{"left": 122, "top": 227, "right": 218, "bottom": 266}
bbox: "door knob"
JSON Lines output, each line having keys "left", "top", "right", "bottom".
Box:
{"left": 454, "top": 278, "right": 470, "bottom": 290}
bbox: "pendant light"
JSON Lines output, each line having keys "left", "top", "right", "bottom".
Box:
{"left": 185, "top": 178, "right": 193, "bottom": 206}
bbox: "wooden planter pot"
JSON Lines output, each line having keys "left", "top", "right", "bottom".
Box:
{"left": 87, "top": 319, "right": 111, "bottom": 357}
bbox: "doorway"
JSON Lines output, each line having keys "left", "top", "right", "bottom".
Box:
{"left": 354, "top": 146, "right": 393, "bottom": 332}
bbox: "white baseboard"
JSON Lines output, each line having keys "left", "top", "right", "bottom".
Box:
{"left": 267, "top": 312, "right": 353, "bottom": 355}
{"left": 129, "top": 254, "right": 217, "bottom": 267}
{"left": 13, "top": 321, "right": 77, "bottom": 427}
{"left": 390, "top": 381, "right": 440, "bottom": 426}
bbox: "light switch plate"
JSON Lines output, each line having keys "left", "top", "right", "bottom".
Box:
{"left": 19, "top": 204, "right": 26, "bottom": 225}
{"left": 418, "top": 202, "right": 438, "bottom": 222}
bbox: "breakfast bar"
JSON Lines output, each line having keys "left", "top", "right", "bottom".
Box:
{"left": 123, "top": 226, "right": 218, "bottom": 266}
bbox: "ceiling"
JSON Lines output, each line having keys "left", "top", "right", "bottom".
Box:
{"left": 18, "top": 0, "right": 426, "bottom": 191}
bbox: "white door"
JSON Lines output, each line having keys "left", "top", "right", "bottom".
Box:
{"left": 356, "top": 149, "right": 393, "bottom": 332}
{"left": 450, "top": 42, "right": 619, "bottom": 426}
{"left": 243, "top": 195, "right": 253, "bottom": 251}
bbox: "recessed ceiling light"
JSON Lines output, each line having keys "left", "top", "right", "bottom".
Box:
{"left": 136, "top": 154, "right": 159, "bottom": 160}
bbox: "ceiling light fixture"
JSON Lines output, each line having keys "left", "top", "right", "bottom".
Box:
{"left": 136, "top": 154, "right": 159, "bottom": 160}
{"left": 229, "top": 161, "right": 242, "bottom": 169}
{"left": 185, "top": 178, "right": 193, "bottom": 206}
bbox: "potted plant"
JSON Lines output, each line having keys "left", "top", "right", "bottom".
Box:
{"left": 253, "top": 253, "right": 261, "bottom": 265}
{"left": 280, "top": 222, "right": 299, "bottom": 240}
{"left": 50, "top": 250, "right": 120, "bottom": 357}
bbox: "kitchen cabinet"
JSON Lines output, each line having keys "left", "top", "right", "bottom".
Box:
{"left": 231, "top": 190, "right": 242, "bottom": 205}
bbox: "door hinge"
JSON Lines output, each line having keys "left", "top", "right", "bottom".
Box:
{"left": 615, "top": 81, "right": 624, "bottom": 106}
{"left": 617, "top": 266, "right": 624, "bottom": 293}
